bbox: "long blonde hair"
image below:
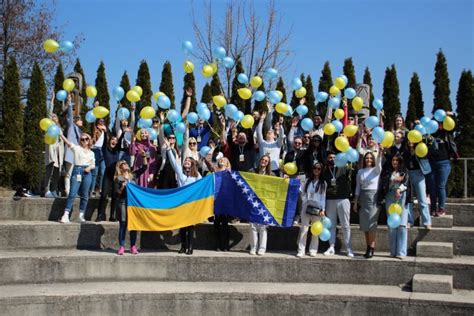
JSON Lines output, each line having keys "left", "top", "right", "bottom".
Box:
{"left": 114, "top": 160, "right": 132, "bottom": 180}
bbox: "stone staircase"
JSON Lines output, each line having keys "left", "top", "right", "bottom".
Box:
{"left": 0, "top": 197, "right": 473, "bottom": 315}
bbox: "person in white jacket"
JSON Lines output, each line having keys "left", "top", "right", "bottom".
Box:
{"left": 256, "top": 112, "right": 284, "bottom": 176}
{"left": 43, "top": 112, "right": 64, "bottom": 198}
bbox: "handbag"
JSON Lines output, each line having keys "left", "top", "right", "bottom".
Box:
{"left": 306, "top": 201, "right": 321, "bottom": 216}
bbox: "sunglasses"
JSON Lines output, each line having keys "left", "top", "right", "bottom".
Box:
{"left": 189, "top": 142, "right": 197, "bottom": 145}
{"left": 313, "top": 167, "right": 322, "bottom": 170}
{"left": 80, "top": 138, "right": 89, "bottom": 141}
{"left": 294, "top": 142, "right": 302, "bottom": 145}
{"left": 348, "top": 117, "right": 355, "bottom": 120}
{"left": 168, "top": 136, "right": 176, "bottom": 139}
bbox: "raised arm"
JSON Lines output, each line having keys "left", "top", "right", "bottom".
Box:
{"left": 264, "top": 102, "right": 273, "bottom": 130}
{"left": 220, "top": 116, "right": 227, "bottom": 145}
{"left": 257, "top": 112, "right": 265, "bottom": 145}
{"left": 129, "top": 104, "right": 136, "bottom": 131}
{"left": 277, "top": 123, "right": 284, "bottom": 147}
{"left": 114, "top": 104, "right": 122, "bottom": 137}
{"left": 323, "top": 105, "right": 333, "bottom": 124}
{"left": 181, "top": 88, "right": 192, "bottom": 120}
{"left": 166, "top": 145, "right": 186, "bottom": 184}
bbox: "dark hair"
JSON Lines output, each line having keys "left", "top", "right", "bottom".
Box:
{"left": 305, "top": 161, "right": 326, "bottom": 194}
{"left": 256, "top": 154, "right": 272, "bottom": 175}
{"left": 362, "top": 152, "right": 375, "bottom": 168}
{"left": 327, "top": 150, "right": 336, "bottom": 156}
{"left": 184, "top": 157, "right": 200, "bottom": 178}
{"left": 391, "top": 153, "right": 404, "bottom": 170}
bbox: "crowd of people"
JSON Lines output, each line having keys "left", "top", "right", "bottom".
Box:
{"left": 43, "top": 88, "right": 458, "bottom": 259}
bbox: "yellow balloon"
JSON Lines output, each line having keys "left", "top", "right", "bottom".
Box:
{"left": 153, "top": 91, "right": 165, "bottom": 102}
{"left": 44, "top": 134, "right": 57, "bottom": 145}
{"left": 212, "top": 95, "right": 227, "bottom": 108}
{"left": 202, "top": 65, "right": 213, "bottom": 77}
{"left": 275, "top": 102, "right": 288, "bottom": 114}
{"left": 183, "top": 60, "right": 194, "bottom": 73}
{"left": 334, "top": 77, "right": 347, "bottom": 90}
{"left": 250, "top": 76, "right": 263, "bottom": 88}
{"left": 210, "top": 62, "right": 218, "bottom": 75}
{"left": 343, "top": 124, "right": 358, "bottom": 137}
{"left": 132, "top": 86, "right": 143, "bottom": 97}
{"left": 135, "top": 130, "right": 142, "bottom": 141}
{"left": 381, "top": 131, "right": 394, "bottom": 148}
{"left": 279, "top": 159, "right": 284, "bottom": 168}
{"left": 93, "top": 106, "right": 109, "bottom": 119}
{"left": 86, "top": 86, "right": 97, "bottom": 98}
{"left": 140, "top": 106, "right": 156, "bottom": 120}
{"left": 43, "top": 39, "right": 59, "bottom": 53}
{"left": 284, "top": 162, "right": 298, "bottom": 175}
{"left": 334, "top": 108, "right": 345, "bottom": 120}
{"left": 241, "top": 115, "right": 255, "bottom": 129}
{"left": 352, "top": 97, "right": 363, "bottom": 111}
{"left": 415, "top": 142, "right": 428, "bottom": 158}
{"left": 39, "top": 118, "right": 54, "bottom": 131}
{"left": 443, "top": 116, "right": 455, "bottom": 131}
{"left": 126, "top": 90, "right": 140, "bottom": 102}
{"left": 276, "top": 90, "right": 283, "bottom": 99}
{"left": 238, "top": 88, "right": 252, "bottom": 100}
{"left": 63, "top": 79, "right": 75, "bottom": 92}
{"left": 329, "top": 85, "right": 341, "bottom": 96}
{"left": 388, "top": 203, "right": 402, "bottom": 215}
{"left": 407, "top": 130, "right": 422, "bottom": 143}
{"left": 295, "top": 87, "right": 307, "bottom": 98}
{"left": 310, "top": 221, "right": 324, "bottom": 236}
{"left": 323, "top": 123, "right": 336, "bottom": 135}
{"left": 335, "top": 136, "right": 350, "bottom": 152}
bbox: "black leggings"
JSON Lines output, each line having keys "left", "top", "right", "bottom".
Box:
{"left": 180, "top": 226, "right": 195, "bottom": 250}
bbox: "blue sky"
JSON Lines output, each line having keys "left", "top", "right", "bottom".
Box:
{"left": 53, "top": 0, "right": 473, "bottom": 115}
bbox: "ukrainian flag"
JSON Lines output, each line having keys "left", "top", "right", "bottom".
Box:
{"left": 127, "top": 175, "right": 214, "bottom": 231}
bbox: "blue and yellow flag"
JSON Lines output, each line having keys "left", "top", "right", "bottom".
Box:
{"left": 127, "top": 175, "right": 214, "bottom": 231}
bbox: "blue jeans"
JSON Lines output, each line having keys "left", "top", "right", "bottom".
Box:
{"left": 119, "top": 221, "right": 137, "bottom": 247}
{"left": 65, "top": 166, "right": 92, "bottom": 213}
{"left": 408, "top": 170, "right": 432, "bottom": 226}
{"left": 428, "top": 160, "right": 451, "bottom": 211}
{"left": 385, "top": 191, "right": 408, "bottom": 257}
{"left": 90, "top": 148, "right": 106, "bottom": 194}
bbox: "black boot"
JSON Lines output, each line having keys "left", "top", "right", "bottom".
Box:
{"left": 363, "top": 246, "right": 371, "bottom": 258}
{"left": 186, "top": 226, "right": 194, "bottom": 255}
{"left": 366, "top": 247, "right": 374, "bottom": 259}
{"left": 179, "top": 228, "right": 187, "bottom": 254}
{"left": 178, "top": 244, "right": 186, "bottom": 254}
{"left": 95, "top": 213, "right": 105, "bottom": 222}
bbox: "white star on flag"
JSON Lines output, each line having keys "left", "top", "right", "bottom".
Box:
{"left": 236, "top": 179, "right": 244, "bottom": 187}
{"left": 257, "top": 208, "right": 265, "bottom": 215}
{"left": 242, "top": 187, "right": 249, "bottom": 194}
{"left": 263, "top": 214, "right": 271, "bottom": 223}
{"left": 231, "top": 172, "right": 238, "bottom": 180}
{"left": 252, "top": 201, "right": 260, "bottom": 208}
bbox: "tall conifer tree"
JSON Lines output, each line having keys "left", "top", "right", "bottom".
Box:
{"left": 73, "top": 59, "right": 90, "bottom": 133}
{"left": 343, "top": 57, "right": 357, "bottom": 88}
{"left": 382, "top": 65, "right": 401, "bottom": 128}
{"left": 432, "top": 49, "right": 452, "bottom": 113}
{"left": 119, "top": 71, "right": 132, "bottom": 110}
{"left": 159, "top": 61, "right": 175, "bottom": 109}
{"left": 201, "top": 83, "right": 212, "bottom": 104}
{"left": 181, "top": 72, "right": 197, "bottom": 113}
{"left": 136, "top": 60, "right": 153, "bottom": 110}
{"left": 363, "top": 67, "right": 376, "bottom": 115}
{"left": 405, "top": 72, "right": 424, "bottom": 128}
{"left": 230, "top": 58, "right": 248, "bottom": 112}
{"left": 53, "top": 63, "right": 66, "bottom": 126}
{"left": 305, "top": 75, "right": 316, "bottom": 117}
{"left": 318, "top": 62, "right": 333, "bottom": 116}
{"left": 94, "top": 61, "right": 110, "bottom": 125}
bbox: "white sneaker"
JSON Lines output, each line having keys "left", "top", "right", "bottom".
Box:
{"left": 45, "top": 191, "right": 54, "bottom": 198}
{"left": 347, "top": 250, "right": 354, "bottom": 258}
{"left": 324, "top": 247, "right": 335, "bottom": 256}
{"left": 249, "top": 249, "right": 256, "bottom": 255}
{"left": 59, "top": 213, "right": 70, "bottom": 223}
{"left": 296, "top": 252, "right": 305, "bottom": 258}
{"left": 78, "top": 213, "right": 85, "bottom": 223}
{"left": 257, "top": 249, "right": 265, "bottom": 256}
{"left": 309, "top": 251, "right": 317, "bottom": 257}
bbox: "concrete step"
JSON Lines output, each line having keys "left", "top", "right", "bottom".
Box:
{"left": 0, "top": 249, "right": 473, "bottom": 290}
{"left": 417, "top": 242, "right": 453, "bottom": 258}
{"left": 1, "top": 197, "right": 473, "bottom": 226}
{"left": 0, "top": 281, "right": 472, "bottom": 315}
{"left": 413, "top": 274, "right": 453, "bottom": 294}
{"left": 0, "top": 221, "right": 473, "bottom": 256}
{"left": 430, "top": 215, "right": 453, "bottom": 228}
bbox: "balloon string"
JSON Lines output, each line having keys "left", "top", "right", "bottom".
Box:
{"left": 206, "top": 121, "right": 221, "bottom": 138}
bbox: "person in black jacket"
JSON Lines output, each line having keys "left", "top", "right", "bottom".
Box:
{"left": 301, "top": 135, "right": 327, "bottom": 177}
{"left": 227, "top": 122, "right": 256, "bottom": 172}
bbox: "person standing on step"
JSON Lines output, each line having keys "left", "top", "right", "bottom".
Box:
{"left": 130, "top": 129, "right": 157, "bottom": 188}
{"left": 296, "top": 161, "right": 326, "bottom": 258}
{"left": 43, "top": 112, "right": 65, "bottom": 198}
{"left": 321, "top": 151, "right": 354, "bottom": 257}
{"left": 63, "top": 94, "right": 83, "bottom": 196}
{"left": 115, "top": 160, "right": 138, "bottom": 255}
{"left": 256, "top": 111, "right": 284, "bottom": 176}
{"left": 89, "top": 116, "right": 108, "bottom": 196}
{"left": 59, "top": 133, "right": 95, "bottom": 223}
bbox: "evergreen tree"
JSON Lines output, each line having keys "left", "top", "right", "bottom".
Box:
{"left": 432, "top": 49, "right": 452, "bottom": 113}
{"left": 210, "top": 74, "right": 223, "bottom": 96}
{"left": 382, "top": 65, "right": 401, "bottom": 128}
{"left": 24, "top": 62, "right": 46, "bottom": 192}
{"left": 53, "top": 63, "right": 66, "bottom": 126}
{"left": 119, "top": 71, "right": 132, "bottom": 110}
{"left": 290, "top": 73, "right": 306, "bottom": 108}
{"left": 405, "top": 73, "right": 424, "bottom": 129}
{"left": 200, "top": 83, "right": 212, "bottom": 104}
{"left": 136, "top": 60, "right": 153, "bottom": 110}
{"left": 73, "top": 59, "right": 90, "bottom": 134}
{"left": 181, "top": 72, "right": 197, "bottom": 113}
{"left": 1, "top": 58, "right": 24, "bottom": 187}
{"left": 343, "top": 57, "right": 357, "bottom": 88}
{"left": 275, "top": 77, "right": 287, "bottom": 104}
{"left": 94, "top": 61, "right": 110, "bottom": 125}
{"left": 253, "top": 81, "right": 266, "bottom": 113}
{"left": 363, "top": 67, "right": 376, "bottom": 115}
{"left": 305, "top": 75, "right": 316, "bottom": 117}
{"left": 159, "top": 61, "right": 175, "bottom": 109}
{"left": 230, "top": 58, "right": 248, "bottom": 112}
{"left": 318, "top": 61, "right": 333, "bottom": 116}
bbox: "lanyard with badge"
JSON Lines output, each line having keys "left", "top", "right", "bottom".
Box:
{"left": 238, "top": 145, "right": 245, "bottom": 162}
{"left": 197, "top": 126, "right": 202, "bottom": 143}
{"left": 329, "top": 166, "right": 337, "bottom": 186}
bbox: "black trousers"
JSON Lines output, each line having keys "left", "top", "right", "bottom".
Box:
{"left": 180, "top": 226, "right": 195, "bottom": 250}
{"left": 97, "top": 172, "right": 117, "bottom": 220}
{"left": 213, "top": 215, "right": 230, "bottom": 250}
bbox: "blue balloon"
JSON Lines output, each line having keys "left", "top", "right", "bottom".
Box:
{"left": 113, "top": 86, "right": 125, "bottom": 101}
{"left": 335, "top": 152, "right": 348, "bottom": 167}
{"left": 415, "top": 124, "right": 427, "bottom": 135}
{"left": 225, "top": 104, "right": 238, "bottom": 118}
{"left": 56, "top": 90, "right": 67, "bottom": 102}
{"left": 117, "top": 107, "right": 130, "bottom": 121}
{"left": 222, "top": 56, "right": 235, "bottom": 69}
{"left": 175, "top": 122, "right": 186, "bottom": 134}
{"left": 340, "top": 75, "right": 348, "bottom": 84}
{"left": 301, "top": 118, "right": 314, "bottom": 131}
{"left": 434, "top": 109, "right": 446, "bottom": 122}
{"left": 373, "top": 99, "right": 384, "bottom": 110}
{"left": 167, "top": 109, "right": 180, "bottom": 123}
{"left": 157, "top": 95, "right": 171, "bottom": 109}
{"left": 321, "top": 217, "right": 332, "bottom": 229}
{"left": 59, "top": 41, "right": 74, "bottom": 53}
{"left": 387, "top": 213, "right": 401, "bottom": 228}
{"left": 137, "top": 118, "right": 152, "bottom": 129}
{"left": 235, "top": 111, "right": 244, "bottom": 121}
{"left": 197, "top": 102, "right": 208, "bottom": 113}
{"left": 372, "top": 126, "right": 385, "bottom": 143}
{"left": 316, "top": 91, "right": 329, "bottom": 103}
{"left": 344, "top": 88, "right": 356, "bottom": 99}
{"left": 237, "top": 73, "right": 248, "bottom": 85}
{"left": 213, "top": 46, "right": 226, "bottom": 59}
{"left": 365, "top": 116, "right": 380, "bottom": 129}
{"left": 199, "top": 146, "right": 211, "bottom": 157}
{"left": 420, "top": 116, "right": 431, "bottom": 126}
{"left": 346, "top": 148, "right": 359, "bottom": 163}
{"left": 332, "top": 120, "right": 343, "bottom": 133}
{"left": 147, "top": 128, "right": 157, "bottom": 141}
{"left": 187, "top": 112, "right": 198, "bottom": 124}
{"left": 85, "top": 110, "right": 96, "bottom": 123}
{"left": 267, "top": 90, "right": 281, "bottom": 104}
{"left": 199, "top": 108, "right": 211, "bottom": 121}
{"left": 182, "top": 41, "right": 193, "bottom": 54}
{"left": 328, "top": 97, "right": 341, "bottom": 109}
{"left": 291, "top": 77, "right": 303, "bottom": 90}
{"left": 319, "top": 228, "right": 331, "bottom": 241}
{"left": 47, "top": 124, "right": 60, "bottom": 137}
{"left": 284, "top": 107, "right": 293, "bottom": 117}
{"left": 264, "top": 67, "right": 278, "bottom": 79}
{"left": 426, "top": 119, "right": 439, "bottom": 134}
{"left": 295, "top": 105, "right": 308, "bottom": 116}
{"left": 254, "top": 91, "right": 266, "bottom": 102}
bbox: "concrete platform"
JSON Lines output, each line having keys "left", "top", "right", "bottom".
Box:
{"left": 413, "top": 274, "right": 453, "bottom": 294}
{"left": 417, "top": 241, "right": 453, "bottom": 258}
{"left": 0, "top": 281, "right": 472, "bottom": 315}
{"left": 0, "top": 249, "right": 472, "bottom": 290}
{"left": 430, "top": 215, "right": 453, "bottom": 228}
